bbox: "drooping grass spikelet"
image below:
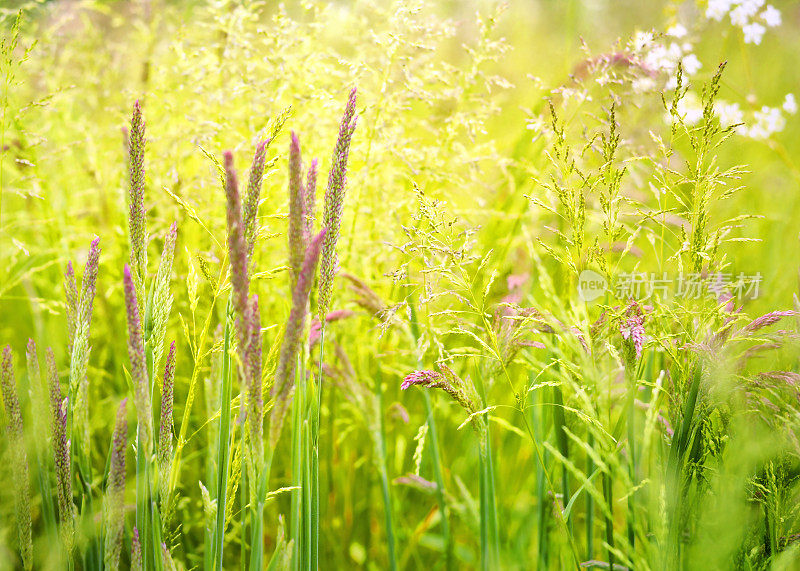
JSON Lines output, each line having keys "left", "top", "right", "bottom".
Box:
{"left": 743, "top": 310, "right": 797, "bottom": 333}
{"left": 270, "top": 228, "right": 327, "bottom": 448}
{"left": 148, "top": 222, "right": 178, "bottom": 369}
{"left": 244, "top": 139, "right": 268, "bottom": 265}
{"left": 71, "top": 236, "right": 101, "bottom": 453}
{"left": 318, "top": 88, "right": 358, "bottom": 322}
{"left": 128, "top": 100, "right": 148, "bottom": 310}
{"left": 304, "top": 158, "right": 318, "bottom": 247}
{"left": 1, "top": 346, "right": 33, "bottom": 570}
{"left": 124, "top": 264, "right": 153, "bottom": 450}
{"left": 131, "top": 527, "right": 143, "bottom": 571}
{"left": 104, "top": 398, "right": 128, "bottom": 570}
{"left": 401, "top": 365, "right": 483, "bottom": 434}
{"left": 46, "top": 348, "right": 74, "bottom": 552}
{"left": 159, "top": 341, "right": 176, "bottom": 506}
{"left": 288, "top": 131, "right": 307, "bottom": 290}
{"left": 63, "top": 262, "right": 78, "bottom": 351}
{"left": 224, "top": 151, "right": 250, "bottom": 333}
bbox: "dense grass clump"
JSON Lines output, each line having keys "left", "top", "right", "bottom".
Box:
{"left": 2, "top": 1, "right": 800, "bottom": 569}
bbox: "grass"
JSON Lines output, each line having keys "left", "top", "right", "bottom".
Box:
{"left": 3, "top": 0, "right": 800, "bottom": 569}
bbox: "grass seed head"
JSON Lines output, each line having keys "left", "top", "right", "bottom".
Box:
{"left": 46, "top": 348, "right": 74, "bottom": 551}
{"left": 318, "top": 87, "right": 358, "bottom": 322}
{"left": 244, "top": 139, "right": 269, "bottom": 265}
{"left": 128, "top": 100, "right": 148, "bottom": 309}
{"left": 1, "top": 347, "right": 33, "bottom": 570}
{"left": 123, "top": 264, "right": 153, "bottom": 451}
{"left": 104, "top": 398, "right": 128, "bottom": 570}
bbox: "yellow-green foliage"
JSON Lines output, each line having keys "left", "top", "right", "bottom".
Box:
{"left": 2, "top": 0, "right": 800, "bottom": 569}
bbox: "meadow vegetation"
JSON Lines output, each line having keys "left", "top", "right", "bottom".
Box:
{"left": 2, "top": 0, "right": 800, "bottom": 569}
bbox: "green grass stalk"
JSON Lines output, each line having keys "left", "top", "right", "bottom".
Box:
{"left": 408, "top": 299, "right": 454, "bottom": 570}
{"left": 212, "top": 299, "right": 235, "bottom": 570}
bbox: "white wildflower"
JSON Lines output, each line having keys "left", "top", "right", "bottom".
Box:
{"left": 644, "top": 45, "right": 673, "bottom": 72}
{"left": 706, "top": 0, "right": 733, "bottom": 21}
{"left": 714, "top": 101, "right": 744, "bottom": 128}
{"left": 682, "top": 54, "right": 702, "bottom": 75}
{"left": 748, "top": 106, "right": 785, "bottom": 138}
{"left": 632, "top": 76, "right": 657, "bottom": 93}
{"left": 672, "top": 93, "right": 703, "bottom": 125}
{"left": 633, "top": 31, "right": 653, "bottom": 51}
{"left": 761, "top": 5, "right": 781, "bottom": 27}
{"left": 730, "top": 6, "right": 751, "bottom": 27}
{"left": 742, "top": 22, "right": 766, "bottom": 44}
{"left": 783, "top": 93, "right": 797, "bottom": 115}
{"left": 667, "top": 24, "right": 688, "bottom": 38}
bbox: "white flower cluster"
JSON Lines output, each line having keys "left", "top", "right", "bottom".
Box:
{"left": 631, "top": 27, "right": 703, "bottom": 90}
{"left": 673, "top": 93, "right": 797, "bottom": 139}
{"left": 705, "top": 0, "right": 781, "bottom": 44}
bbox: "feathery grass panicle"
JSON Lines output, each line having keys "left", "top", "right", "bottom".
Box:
{"left": 123, "top": 264, "right": 153, "bottom": 450}
{"left": 318, "top": 87, "right": 358, "bottom": 322}
{"left": 1, "top": 346, "right": 33, "bottom": 570}
{"left": 63, "top": 262, "right": 78, "bottom": 351}
{"left": 743, "top": 310, "right": 797, "bottom": 333}
{"left": 104, "top": 398, "right": 128, "bottom": 570}
{"left": 149, "top": 222, "right": 178, "bottom": 370}
{"left": 224, "top": 151, "right": 250, "bottom": 332}
{"left": 131, "top": 527, "right": 143, "bottom": 571}
{"left": 244, "top": 139, "right": 269, "bottom": 265}
{"left": 288, "top": 131, "right": 307, "bottom": 290}
{"left": 401, "top": 365, "right": 482, "bottom": 433}
{"left": 246, "top": 295, "right": 263, "bottom": 461}
{"left": 270, "top": 228, "right": 327, "bottom": 447}
{"left": 128, "top": 100, "right": 148, "bottom": 309}
{"left": 304, "top": 158, "right": 318, "bottom": 246}
{"left": 71, "top": 236, "right": 101, "bottom": 453}
{"left": 159, "top": 341, "right": 176, "bottom": 505}
{"left": 46, "top": 348, "right": 74, "bottom": 551}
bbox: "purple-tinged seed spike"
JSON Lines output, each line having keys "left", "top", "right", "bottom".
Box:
{"left": 224, "top": 151, "right": 250, "bottom": 338}
{"left": 159, "top": 341, "right": 176, "bottom": 467}
{"left": 71, "top": 236, "right": 101, "bottom": 455}
{"left": 78, "top": 236, "right": 101, "bottom": 330}
{"left": 64, "top": 261, "right": 78, "bottom": 351}
{"left": 123, "top": 264, "right": 153, "bottom": 451}
{"left": 318, "top": 88, "right": 359, "bottom": 322}
{"left": 244, "top": 139, "right": 268, "bottom": 265}
{"left": 1, "top": 346, "right": 33, "bottom": 569}
{"left": 158, "top": 341, "right": 176, "bottom": 509}
{"left": 246, "top": 295, "right": 263, "bottom": 460}
{"left": 401, "top": 365, "right": 482, "bottom": 434}
{"left": 288, "top": 131, "right": 306, "bottom": 291}
{"left": 104, "top": 398, "right": 127, "bottom": 570}
{"left": 304, "top": 158, "right": 318, "bottom": 246}
{"left": 25, "top": 339, "right": 46, "bottom": 436}
{"left": 744, "top": 310, "right": 797, "bottom": 333}
{"left": 46, "top": 348, "right": 74, "bottom": 551}
{"left": 270, "top": 228, "right": 327, "bottom": 448}
{"left": 128, "top": 100, "right": 148, "bottom": 310}
{"left": 131, "top": 527, "right": 143, "bottom": 571}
